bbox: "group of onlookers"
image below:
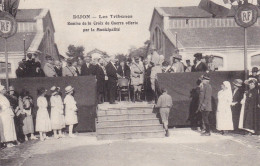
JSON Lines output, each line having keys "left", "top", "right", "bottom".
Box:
{"left": 187, "top": 67, "right": 260, "bottom": 136}
{"left": 15, "top": 49, "right": 216, "bottom": 105}
{"left": 0, "top": 84, "right": 78, "bottom": 148}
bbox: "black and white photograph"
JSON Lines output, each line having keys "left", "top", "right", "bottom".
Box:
{"left": 1, "top": 0, "right": 260, "bottom": 165}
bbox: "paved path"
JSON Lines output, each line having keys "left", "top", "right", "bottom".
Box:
{"left": 1, "top": 129, "right": 260, "bottom": 166}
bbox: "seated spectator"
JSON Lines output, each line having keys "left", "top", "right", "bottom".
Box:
{"left": 43, "top": 56, "right": 57, "bottom": 77}
{"left": 117, "top": 59, "right": 130, "bottom": 79}
{"left": 54, "top": 60, "right": 63, "bottom": 77}
{"left": 16, "top": 61, "right": 27, "bottom": 78}
{"left": 63, "top": 58, "right": 78, "bottom": 77}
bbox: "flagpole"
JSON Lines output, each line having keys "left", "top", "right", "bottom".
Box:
{"left": 244, "top": 27, "right": 248, "bottom": 80}
{"left": 4, "top": 37, "right": 9, "bottom": 90}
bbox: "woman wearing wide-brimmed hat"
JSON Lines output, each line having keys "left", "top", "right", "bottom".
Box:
{"left": 36, "top": 87, "right": 52, "bottom": 141}
{"left": 64, "top": 85, "right": 78, "bottom": 137}
{"left": 0, "top": 84, "right": 17, "bottom": 148}
{"left": 50, "top": 86, "right": 65, "bottom": 139}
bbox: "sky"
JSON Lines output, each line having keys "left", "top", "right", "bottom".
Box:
{"left": 19, "top": 0, "right": 200, "bottom": 56}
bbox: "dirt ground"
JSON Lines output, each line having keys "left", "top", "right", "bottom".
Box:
{"left": 1, "top": 129, "right": 260, "bottom": 166}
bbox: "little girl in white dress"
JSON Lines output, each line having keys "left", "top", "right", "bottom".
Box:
{"left": 50, "top": 86, "right": 65, "bottom": 139}
{"left": 64, "top": 85, "right": 78, "bottom": 137}
{"left": 36, "top": 87, "right": 52, "bottom": 141}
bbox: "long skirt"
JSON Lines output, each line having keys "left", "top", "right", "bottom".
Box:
{"left": 36, "top": 108, "right": 52, "bottom": 132}
{"left": 22, "top": 115, "right": 34, "bottom": 135}
{"left": 0, "top": 113, "right": 17, "bottom": 142}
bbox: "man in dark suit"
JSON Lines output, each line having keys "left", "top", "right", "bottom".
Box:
{"left": 25, "top": 53, "right": 37, "bottom": 77}
{"left": 231, "top": 79, "right": 244, "bottom": 130}
{"left": 95, "top": 58, "right": 106, "bottom": 104}
{"left": 193, "top": 53, "right": 208, "bottom": 72}
{"left": 106, "top": 58, "right": 119, "bottom": 104}
{"left": 198, "top": 74, "right": 212, "bottom": 136}
{"left": 81, "top": 56, "right": 96, "bottom": 76}
{"left": 16, "top": 61, "right": 27, "bottom": 78}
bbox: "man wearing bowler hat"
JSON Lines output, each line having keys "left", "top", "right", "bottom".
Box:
{"left": 198, "top": 74, "right": 212, "bottom": 136}
{"left": 193, "top": 53, "right": 208, "bottom": 72}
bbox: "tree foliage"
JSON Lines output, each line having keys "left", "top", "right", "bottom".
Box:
{"left": 66, "top": 45, "right": 85, "bottom": 59}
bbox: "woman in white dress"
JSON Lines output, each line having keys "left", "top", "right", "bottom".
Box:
{"left": 216, "top": 81, "right": 234, "bottom": 135}
{"left": 50, "top": 86, "right": 65, "bottom": 139}
{"left": 36, "top": 87, "right": 52, "bottom": 141}
{"left": 0, "top": 85, "right": 17, "bottom": 148}
{"left": 64, "top": 85, "right": 78, "bottom": 137}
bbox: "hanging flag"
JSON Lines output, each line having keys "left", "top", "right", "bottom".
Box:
{"left": 4, "top": 0, "right": 20, "bottom": 17}
{"left": 199, "top": 0, "right": 233, "bottom": 17}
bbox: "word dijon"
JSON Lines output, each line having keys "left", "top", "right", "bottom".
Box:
{"left": 73, "top": 14, "right": 133, "bottom": 19}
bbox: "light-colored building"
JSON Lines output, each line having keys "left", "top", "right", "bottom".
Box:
{"left": 0, "top": 9, "right": 60, "bottom": 78}
{"left": 149, "top": 6, "right": 260, "bottom": 71}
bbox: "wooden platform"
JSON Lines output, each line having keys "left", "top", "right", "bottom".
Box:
{"left": 96, "top": 102, "right": 165, "bottom": 140}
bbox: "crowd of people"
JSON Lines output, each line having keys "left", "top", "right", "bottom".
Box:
{"left": 16, "top": 48, "right": 218, "bottom": 105}
{"left": 186, "top": 67, "right": 260, "bottom": 137}
{"left": 0, "top": 84, "right": 78, "bottom": 148}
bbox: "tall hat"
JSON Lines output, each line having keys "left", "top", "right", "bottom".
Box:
{"left": 65, "top": 85, "right": 74, "bottom": 94}
{"left": 232, "top": 79, "right": 243, "bottom": 87}
{"left": 194, "top": 53, "right": 203, "bottom": 59}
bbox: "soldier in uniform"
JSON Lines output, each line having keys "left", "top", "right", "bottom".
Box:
{"left": 131, "top": 56, "right": 144, "bottom": 102}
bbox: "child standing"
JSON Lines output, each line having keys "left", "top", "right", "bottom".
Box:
{"left": 64, "top": 85, "right": 78, "bottom": 137}
{"left": 155, "top": 88, "right": 173, "bottom": 137}
{"left": 50, "top": 86, "right": 65, "bottom": 139}
{"left": 36, "top": 88, "right": 52, "bottom": 141}
{"left": 19, "top": 90, "right": 37, "bottom": 141}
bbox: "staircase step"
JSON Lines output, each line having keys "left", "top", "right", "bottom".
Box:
{"left": 98, "top": 113, "right": 157, "bottom": 121}
{"left": 97, "top": 119, "right": 160, "bottom": 127}
{"left": 97, "top": 109, "right": 154, "bottom": 116}
{"left": 97, "top": 124, "right": 163, "bottom": 134}
{"left": 97, "top": 130, "right": 165, "bottom": 140}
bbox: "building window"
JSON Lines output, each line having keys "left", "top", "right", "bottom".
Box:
{"left": 154, "top": 27, "right": 162, "bottom": 50}
{"left": 251, "top": 54, "right": 260, "bottom": 66}
{"left": 0, "top": 62, "right": 11, "bottom": 74}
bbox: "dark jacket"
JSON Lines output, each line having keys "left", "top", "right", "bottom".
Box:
{"left": 54, "top": 66, "right": 62, "bottom": 77}
{"left": 117, "top": 65, "right": 130, "bottom": 79}
{"left": 106, "top": 62, "right": 118, "bottom": 82}
{"left": 95, "top": 65, "right": 105, "bottom": 93}
{"left": 193, "top": 62, "right": 208, "bottom": 72}
{"left": 81, "top": 63, "right": 96, "bottom": 76}
{"left": 25, "top": 59, "right": 37, "bottom": 77}
{"left": 16, "top": 68, "right": 27, "bottom": 78}
{"left": 199, "top": 82, "right": 212, "bottom": 111}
